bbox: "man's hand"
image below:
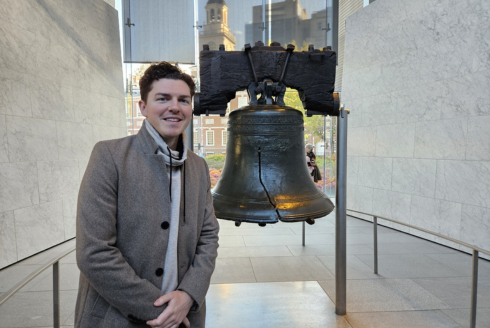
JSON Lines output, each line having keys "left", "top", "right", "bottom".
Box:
{"left": 147, "top": 290, "right": 194, "bottom": 328}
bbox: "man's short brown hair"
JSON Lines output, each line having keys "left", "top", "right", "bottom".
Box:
{"left": 139, "top": 61, "right": 196, "bottom": 103}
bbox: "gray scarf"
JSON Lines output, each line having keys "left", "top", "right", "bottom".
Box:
{"left": 145, "top": 120, "right": 188, "bottom": 202}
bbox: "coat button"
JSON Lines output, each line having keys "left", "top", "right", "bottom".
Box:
{"left": 161, "top": 221, "right": 170, "bottom": 230}
{"left": 156, "top": 268, "right": 164, "bottom": 276}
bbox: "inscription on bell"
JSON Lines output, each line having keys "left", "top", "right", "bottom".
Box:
{"left": 232, "top": 117, "right": 303, "bottom": 124}
{"left": 228, "top": 125, "right": 303, "bottom": 132}
{"left": 248, "top": 138, "right": 292, "bottom": 152}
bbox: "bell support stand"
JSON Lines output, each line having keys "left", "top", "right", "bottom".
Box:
{"left": 335, "top": 104, "right": 349, "bottom": 315}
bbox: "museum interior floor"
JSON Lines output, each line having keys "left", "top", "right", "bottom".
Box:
{"left": 1, "top": 212, "right": 490, "bottom": 328}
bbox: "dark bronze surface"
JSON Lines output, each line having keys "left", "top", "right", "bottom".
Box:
{"left": 212, "top": 105, "right": 335, "bottom": 224}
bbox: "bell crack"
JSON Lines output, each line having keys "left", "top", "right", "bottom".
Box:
{"left": 257, "top": 147, "right": 282, "bottom": 220}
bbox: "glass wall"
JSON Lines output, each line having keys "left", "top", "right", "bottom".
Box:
{"left": 119, "top": 0, "right": 336, "bottom": 197}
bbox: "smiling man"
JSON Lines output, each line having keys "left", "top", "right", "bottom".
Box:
{"left": 75, "top": 62, "right": 219, "bottom": 328}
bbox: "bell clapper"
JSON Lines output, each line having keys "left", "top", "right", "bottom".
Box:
{"left": 235, "top": 220, "right": 242, "bottom": 227}
{"left": 306, "top": 218, "right": 315, "bottom": 225}
{"left": 258, "top": 223, "right": 267, "bottom": 227}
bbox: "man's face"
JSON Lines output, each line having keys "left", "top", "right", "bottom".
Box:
{"left": 139, "top": 78, "right": 192, "bottom": 150}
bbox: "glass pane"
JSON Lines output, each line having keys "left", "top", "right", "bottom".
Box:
{"left": 123, "top": 0, "right": 195, "bottom": 63}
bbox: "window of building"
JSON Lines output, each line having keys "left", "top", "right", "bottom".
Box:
{"left": 222, "top": 130, "right": 227, "bottom": 146}
{"left": 238, "top": 96, "right": 248, "bottom": 108}
{"left": 218, "top": 9, "right": 222, "bottom": 22}
{"left": 206, "top": 152, "right": 214, "bottom": 156}
{"left": 193, "top": 130, "right": 198, "bottom": 142}
{"left": 205, "top": 118, "right": 214, "bottom": 124}
{"left": 210, "top": 9, "right": 215, "bottom": 21}
{"left": 206, "top": 130, "right": 214, "bottom": 146}
{"left": 221, "top": 118, "right": 228, "bottom": 124}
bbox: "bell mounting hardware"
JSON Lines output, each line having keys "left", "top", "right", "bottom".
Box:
{"left": 194, "top": 41, "right": 340, "bottom": 117}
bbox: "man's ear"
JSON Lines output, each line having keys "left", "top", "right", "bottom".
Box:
{"left": 138, "top": 100, "right": 147, "bottom": 117}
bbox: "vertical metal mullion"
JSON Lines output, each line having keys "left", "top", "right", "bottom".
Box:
{"left": 53, "top": 261, "right": 60, "bottom": 328}
{"left": 332, "top": 0, "right": 339, "bottom": 64}
{"left": 302, "top": 221, "right": 306, "bottom": 246}
{"left": 335, "top": 106, "right": 348, "bottom": 315}
{"left": 373, "top": 216, "right": 378, "bottom": 274}
{"left": 470, "top": 250, "right": 479, "bottom": 328}
{"left": 262, "top": 0, "right": 266, "bottom": 43}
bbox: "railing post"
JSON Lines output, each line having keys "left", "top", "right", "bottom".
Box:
{"left": 53, "top": 261, "right": 60, "bottom": 328}
{"left": 302, "top": 221, "right": 306, "bottom": 246}
{"left": 470, "top": 250, "right": 479, "bottom": 328}
{"left": 373, "top": 216, "right": 378, "bottom": 274}
{"left": 335, "top": 105, "right": 349, "bottom": 315}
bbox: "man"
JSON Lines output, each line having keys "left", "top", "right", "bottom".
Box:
{"left": 75, "top": 62, "right": 219, "bottom": 328}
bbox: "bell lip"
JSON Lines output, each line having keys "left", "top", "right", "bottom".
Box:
{"left": 216, "top": 216, "right": 279, "bottom": 224}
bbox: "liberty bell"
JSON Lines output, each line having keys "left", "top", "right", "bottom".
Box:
{"left": 194, "top": 41, "right": 339, "bottom": 226}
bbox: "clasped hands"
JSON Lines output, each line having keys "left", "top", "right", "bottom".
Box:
{"left": 147, "top": 290, "right": 193, "bottom": 328}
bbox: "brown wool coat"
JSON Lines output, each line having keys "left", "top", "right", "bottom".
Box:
{"left": 75, "top": 122, "right": 219, "bottom": 328}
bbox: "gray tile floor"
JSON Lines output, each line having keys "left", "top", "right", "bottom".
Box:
{"left": 1, "top": 213, "right": 490, "bottom": 327}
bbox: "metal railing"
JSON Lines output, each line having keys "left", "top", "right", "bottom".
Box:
{"left": 347, "top": 209, "right": 490, "bottom": 328}
{"left": 0, "top": 246, "right": 76, "bottom": 328}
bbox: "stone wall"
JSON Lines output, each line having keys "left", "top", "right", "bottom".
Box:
{"left": 342, "top": 0, "right": 490, "bottom": 257}
{"left": 0, "top": 0, "right": 126, "bottom": 268}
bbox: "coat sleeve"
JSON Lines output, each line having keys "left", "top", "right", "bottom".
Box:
{"left": 177, "top": 160, "right": 219, "bottom": 312}
{"left": 76, "top": 142, "right": 164, "bottom": 322}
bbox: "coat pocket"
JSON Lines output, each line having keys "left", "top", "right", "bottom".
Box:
{"left": 90, "top": 293, "right": 110, "bottom": 319}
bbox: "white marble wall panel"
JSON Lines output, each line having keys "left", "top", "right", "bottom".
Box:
{"left": 371, "top": 189, "right": 411, "bottom": 233}
{"left": 347, "top": 156, "right": 360, "bottom": 185}
{"left": 460, "top": 205, "right": 490, "bottom": 253}
{"left": 0, "top": 19, "right": 38, "bottom": 76}
{"left": 343, "top": 0, "right": 490, "bottom": 255}
{"left": 6, "top": 116, "right": 58, "bottom": 162}
{"left": 0, "top": 67, "right": 32, "bottom": 117}
{"left": 375, "top": 123, "right": 415, "bottom": 158}
{"left": 30, "top": 78, "right": 75, "bottom": 122}
{"left": 391, "top": 191, "right": 412, "bottom": 232}
{"left": 414, "top": 118, "right": 467, "bottom": 160}
{"left": 466, "top": 116, "right": 490, "bottom": 161}
{"left": 410, "top": 196, "right": 462, "bottom": 240}
{"left": 360, "top": 94, "right": 395, "bottom": 127}
{"left": 0, "top": 211, "right": 17, "bottom": 267}
{"left": 74, "top": 89, "right": 101, "bottom": 126}
{"left": 93, "top": 125, "right": 126, "bottom": 144}
{"left": 436, "top": 160, "right": 490, "bottom": 208}
{"left": 344, "top": 98, "right": 363, "bottom": 128}
{"left": 78, "top": 157, "right": 90, "bottom": 182}
{"left": 447, "top": 0, "right": 490, "bottom": 48}
{"left": 0, "top": 162, "right": 39, "bottom": 212}
{"left": 372, "top": 188, "right": 392, "bottom": 218}
{"left": 99, "top": 95, "right": 127, "bottom": 127}
{"left": 14, "top": 200, "right": 64, "bottom": 259}
{"left": 392, "top": 81, "right": 444, "bottom": 124}
{"left": 0, "top": 115, "right": 7, "bottom": 162}
{"left": 348, "top": 127, "right": 376, "bottom": 157}
{"left": 392, "top": 158, "right": 437, "bottom": 198}
{"left": 440, "top": 70, "right": 490, "bottom": 119}
{"left": 57, "top": 122, "right": 93, "bottom": 160}
{"left": 358, "top": 157, "right": 392, "bottom": 190}
{"left": 347, "top": 184, "right": 373, "bottom": 214}
{"left": 0, "top": 0, "right": 123, "bottom": 268}
{"left": 405, "top": 1, "right": 450, "bottom": 50}
{"left": 63, "top": 197, "right": 77, "bottom": 239}
{"left": 37, "top": 160, "right": 80, "bottom": 203}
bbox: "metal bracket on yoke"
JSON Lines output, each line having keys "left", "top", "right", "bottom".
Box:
{"left": 246, "top": 43, "right": 295, "bottom": 107}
